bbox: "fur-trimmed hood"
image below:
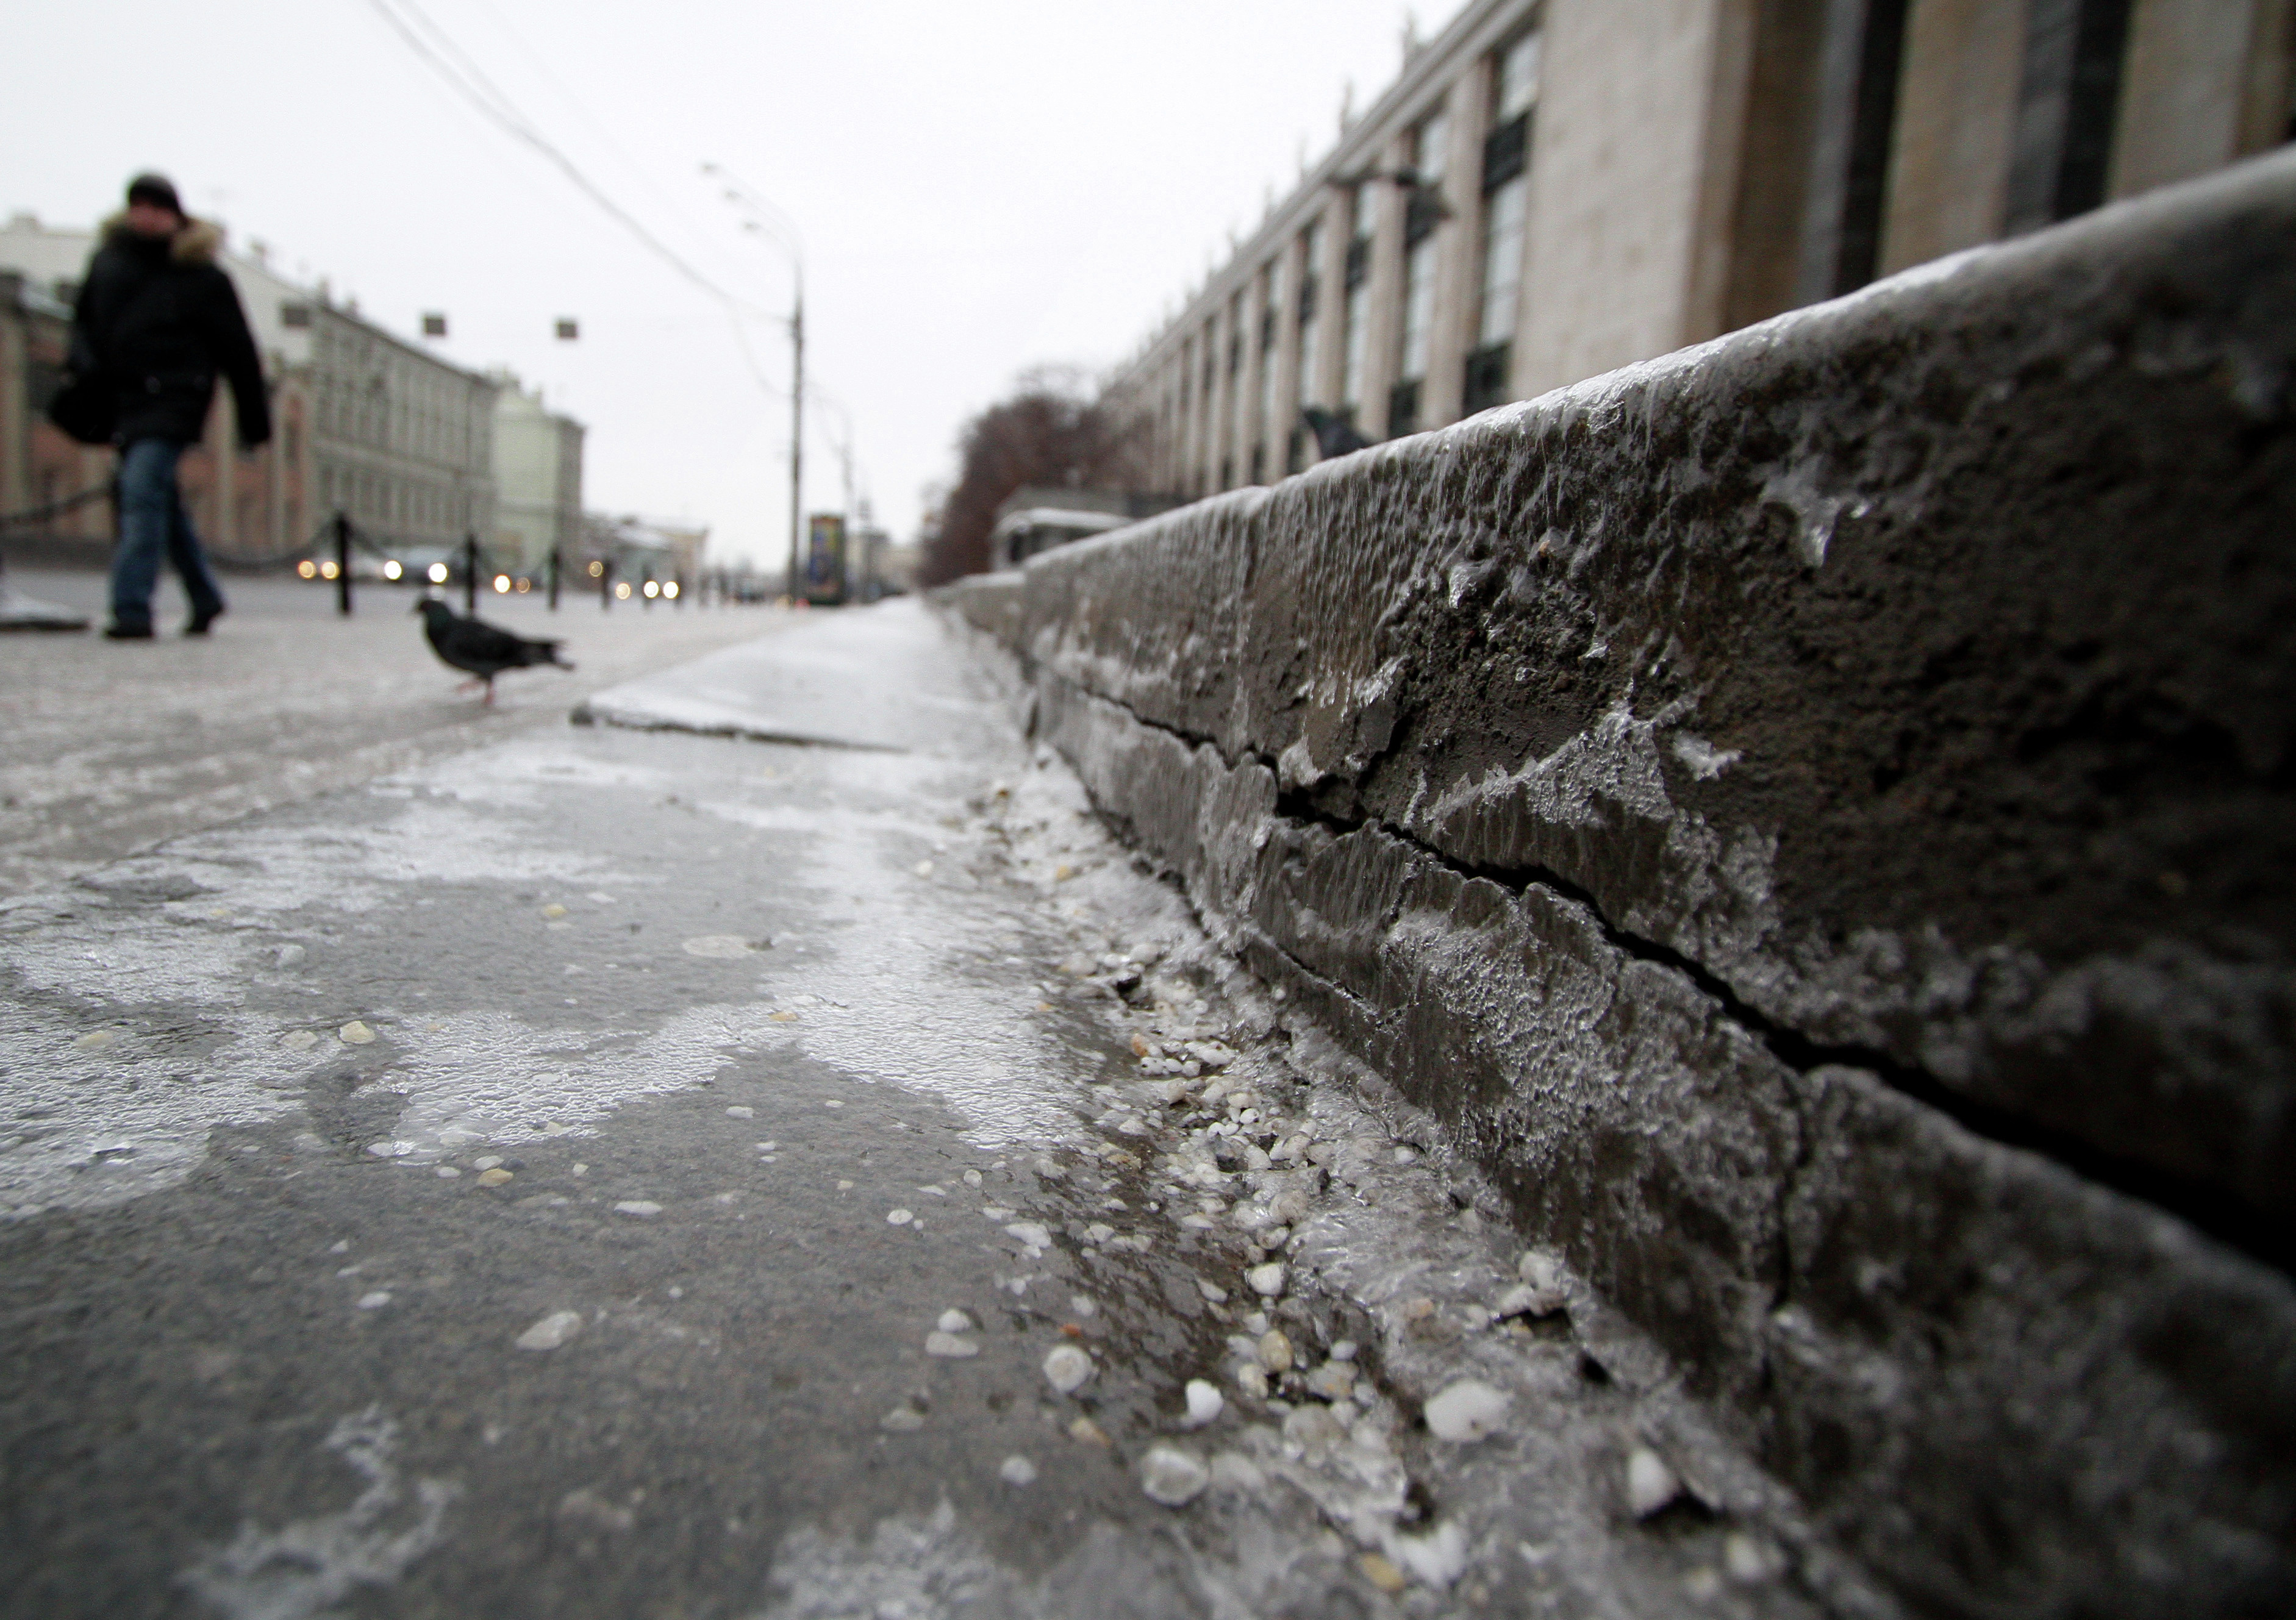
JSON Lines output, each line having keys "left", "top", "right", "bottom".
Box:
{"left": 99, "top": 211, "right": 224, "bottom": 266}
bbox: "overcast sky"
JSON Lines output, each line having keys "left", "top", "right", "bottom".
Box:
{"left": 1, "top": 0, "right": 1461, "bottom": 564}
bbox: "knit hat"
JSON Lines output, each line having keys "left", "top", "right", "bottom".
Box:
{"left": 125, "top": 173, "right": 182, "bottom": 215}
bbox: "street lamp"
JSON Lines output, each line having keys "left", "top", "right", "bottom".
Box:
{"left": 702, "top": 162, "right": 804, "bottom": 603}
{"left": 810, "top": 385, "right": 868, "bottom": 599}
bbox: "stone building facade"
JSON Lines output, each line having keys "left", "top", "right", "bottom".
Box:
{"left": 490, "top": 374, "right": 585, "bottom": 577}
{"left": 0, "top": 213, "right": 497, "bottom": 563}
{"left": 0, "top": 271, "right": 115, "bottom": 556}
{"left": 1106, "top": 0, "right": 2295, "bottom": 497}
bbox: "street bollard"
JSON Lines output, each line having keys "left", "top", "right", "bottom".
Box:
{"left": 334, "top": 510, "right": 352, "bottom": 617}
{"left": 601, "top": 558, "right": 613, "bottom": 611}
{"left": 463, "top": 533, "right": 479, "bottom": 615}
{"left": 548, "top": 546, "right": 560, "bottom": 611}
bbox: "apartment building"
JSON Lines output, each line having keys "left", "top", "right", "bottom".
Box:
{"left": 0, "top": 213, "right": 497, "bottom": 561}
{"left": 492, "top": 374, "right": 585, "bottom": 576}
{"left": 1107, "top": 0, "right": 2294, "bottom": 497}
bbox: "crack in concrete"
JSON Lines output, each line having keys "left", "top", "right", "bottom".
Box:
{"left": 1066, "top": 690, "right": 2291, "bottom": 1276}
{"left": 567, "top": 701, "right": 909, "bottom": 754}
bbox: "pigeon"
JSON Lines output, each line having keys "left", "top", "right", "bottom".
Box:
{"left": 1301, "top": 406, "right": 1376, "bottom": 460}
{"left": 414, "top": 597, "right": 571, "bottom": 703}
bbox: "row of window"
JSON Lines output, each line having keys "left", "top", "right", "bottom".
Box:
{"left": 299, "top": 311, "right": 493, "bottom": 467}
{"left": 317, "top": 460, "right": 483, "bottom": 535}
{"left": 1148, "top": 29, "right": 1541, "bottom": 496}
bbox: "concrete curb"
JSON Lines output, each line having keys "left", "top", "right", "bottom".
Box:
{"left": 938, "top": 150, "right": 2296, "bottom": 1615}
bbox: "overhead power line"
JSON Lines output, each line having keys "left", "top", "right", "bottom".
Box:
{"left": 357, "top": 0, "right": 785, "bottom": 393}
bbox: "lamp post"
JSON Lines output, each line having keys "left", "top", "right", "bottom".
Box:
{"left": 703, "top": 164, "right": 804, "bottom": 604}
{"left": 811, "top": 387, "right": 866, "bottom": 601}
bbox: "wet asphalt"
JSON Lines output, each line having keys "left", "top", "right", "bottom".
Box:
{"left": 0, "top": 601, "right": 1884, "bottom": 1619}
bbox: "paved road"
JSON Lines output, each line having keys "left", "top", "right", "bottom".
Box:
{"left": 0, "top": 569, "right": 788, "bottom": 898}
{"left": 0, "top": 601, "right": 1881, "bottom": 1619}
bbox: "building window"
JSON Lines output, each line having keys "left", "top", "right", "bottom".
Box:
{"left": 1477, "top": 177, "right": 1528, "bottom": 348}
{"left": 1469, "top": 29, "right": 1539, "bottom": 412}
{"left": 1463, "top": 343, "right": 1512, "bottom": 415}
{"left": 1340, "top": 187, "right": 1374, "bottom": 415}
{"left": 1389, "top": 379, "right": 1422, "bottom": 438}
{"left": 1496, "top": 30, "right": 1540, "bottom": 126}
{"left": 1256, "top": 265, "right": 1280, "bottom": 460}
{"left": 1296, "top": 221, "right": 1323, "bottom": 410}
{"left": 1396, "top": 110, "right": 1449, "bottom": 416}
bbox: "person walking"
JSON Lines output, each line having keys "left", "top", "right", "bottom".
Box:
{"left": 68, "top": 173, "right": 270, "bottom": 639}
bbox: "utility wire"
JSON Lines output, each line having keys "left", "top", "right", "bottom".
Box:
{"left": 463, "top": 0, "right": 767, "bottom": 299}
{"left": 357, "top": 0, "right": 787, "bottom": 398}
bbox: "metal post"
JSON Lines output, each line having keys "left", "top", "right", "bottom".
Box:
{"left": 674, "top": 573, "right": 685, "bottom": 610}
{"left": 787, "top": 290, "right": 803, "bottom": 604}
{"left": 548, "top": 545, "right": 560, "bottom": 610}
{"left": 334, "top": 510, "right": 352, "bottom": 617}
{"left": 463, "top": 533, "right": 479, "bottom": 614}
{"left": 601, "top": 558, "right": 613, "bottom": 611}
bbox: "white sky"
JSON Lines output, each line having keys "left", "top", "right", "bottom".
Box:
{"left": 0, "top": 0, "right": 1461, "bottom": 564}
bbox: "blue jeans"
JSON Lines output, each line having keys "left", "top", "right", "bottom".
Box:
{"left": 109, "top": 438, "right": 224, "bottom": 632}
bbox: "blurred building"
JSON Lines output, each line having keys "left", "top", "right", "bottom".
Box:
{"left": 1106, "top": 0, "right": 2294, "bottom": 493}
{"left": 986, "top": 485, "right": 1181, "bottom": 570}
{"left": 490, "top": 374, "right": 584, "bottom": 577}
{"left": 0, "top": 213, "right": 498, "bottom": 563}
{"left": 0, "top": 271, "right": 114, "bottom": 558}
{"left": 580, "top": 513, "right": 707, "bottom": 585}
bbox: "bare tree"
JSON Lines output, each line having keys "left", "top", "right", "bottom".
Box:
{"left": 920, "top": 367, "right": 1143, "bottom": 586}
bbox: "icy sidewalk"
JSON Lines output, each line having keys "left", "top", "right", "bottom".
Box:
{"left": 0, "top": 599, "right": 1890, "bottom": 1618}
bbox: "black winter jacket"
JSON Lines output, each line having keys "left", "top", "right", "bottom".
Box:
{"left": 70, "top": 216, "right": 271, "bottom": 449}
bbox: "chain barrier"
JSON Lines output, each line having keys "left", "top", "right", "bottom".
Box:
{"left": 0, "top": 482, "right": 112, "bottom": 530}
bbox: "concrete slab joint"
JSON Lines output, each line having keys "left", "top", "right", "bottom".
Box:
{"left": 935, "top": 149, "right": 2296, "bottom": 1618}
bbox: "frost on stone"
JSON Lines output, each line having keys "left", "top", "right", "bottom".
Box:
{"left": 176, "top": 1408, "right": 456, "bottom": 1620}
{"left": 1139, "top": 1444, "right": 1210, "bottom": 1507}
{"left": 1510, "top": 1248, "right": 1569, "bottom": 1316}
{"left": 1626, "top": 1445, "right": 1682, "bottom": 1518}
{"left": 681, "top": 935, "right": 757, "bottom": 958}
{"left": 1042, "top": 1343, "right": 1093, "bottom": 1394}
{"left": 1423, "top": 1379, "right": 1510, "bottom": 1443}
{"left": 1209, "top": 1452, "right": 1265, "bottom": 1493}
{"left": 515, "top": 1309, "right": 584, "bottom": 1351}
{"left": 1387, "top": 1521, "right": 1468, "bottom": 1588}
{"left": 1181, "top": 1379, "right": 1224, "bottom": 1429}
